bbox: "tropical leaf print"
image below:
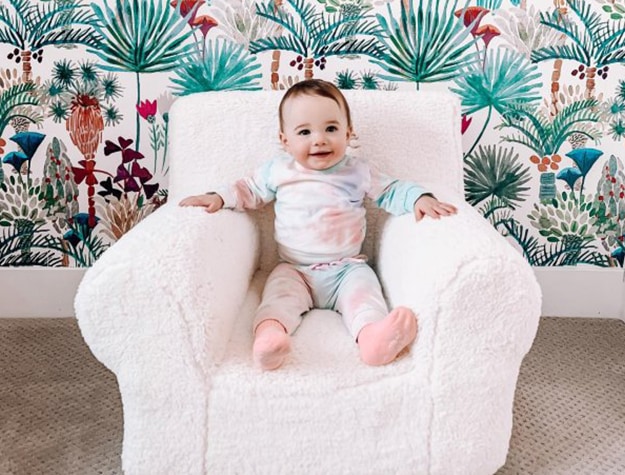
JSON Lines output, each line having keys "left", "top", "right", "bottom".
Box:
{"left": 0, "top": 223, "right": 63, "bottom": 266}
{"left": 0, "top": 0, "right": 99, "bottom": 82}
{"left": 452, "top": 48, "right": 542, "bottom": 116}
{"left": 88, "top": 0, "right": 195, "bottom": 74}
{"left": 464, "top": 145, "right": 531, "bottom": 210}
{"left": 88, "top": 0, "right": 196, "bottom": 149}
{"left": 211, "top": 0, "right": 283, "bottom": 48}
{"left": 531, "top": 0, "right": 625, "bottom": 99}
{"left": 372, "top": 0, "right": 479, "bottom": 87}
{"left": 170, "top": 39, "right": 262, "bottom": 95}
{"left": 0, "top": 81, "right": 43, "bottom": 137}
{"left": 497, "top": 99, "right": 602, "bottom": 157}
{"left": 593, "top": 154, "right": 625, "bottom": 262}
{"left": 451, "top": 48, "right": 542, "bottom": 157}
{"left": 501, "top": 216, "right": 610, "bottom": 266}
{"left": 250, "top": 0, "right": 385, "bottom": 79}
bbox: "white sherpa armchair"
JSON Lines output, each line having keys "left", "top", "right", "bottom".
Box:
{"left": 75, "top": 90, "right": 541, "bottom": 475}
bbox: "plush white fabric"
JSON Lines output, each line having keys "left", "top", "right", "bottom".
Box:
{"left": 75, "top": 90, "right": 541, "bottom": 475}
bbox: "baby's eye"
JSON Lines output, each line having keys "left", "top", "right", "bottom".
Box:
{"left": 326, "top": 125, "right": 338, "bottom": 132}
{"left": 298, "top": 129, "right": 310, "bottom": 136}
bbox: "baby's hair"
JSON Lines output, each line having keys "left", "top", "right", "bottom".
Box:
{"left": 278, "top": 79, "right": 352, "bottom": 132}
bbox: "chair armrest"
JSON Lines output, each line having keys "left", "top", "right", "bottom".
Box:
{"left": 75, "top": 203, "right": 259, "bottom": 374}
{"left": 375, "top": 200, "right": 541, "bottom": 474}
{"left": 75, "top": 203, "right": 259, "bottom": 474}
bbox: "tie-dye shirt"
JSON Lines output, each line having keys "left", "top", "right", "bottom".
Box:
{"left": 217, "top": 154, "right": 428, "bottom": 265}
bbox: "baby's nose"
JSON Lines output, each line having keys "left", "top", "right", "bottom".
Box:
{"left": 312, "top": 132, "right": 327, "bottom": 144}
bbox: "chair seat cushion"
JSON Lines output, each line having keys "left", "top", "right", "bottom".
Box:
{"left": 204, "top": 272, "right": 433, "bottom": 473}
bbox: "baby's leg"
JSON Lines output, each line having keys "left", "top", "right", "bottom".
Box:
{"left": 253, "top": 263, "right": 312, "bottom": 370}
{"left": 253, "top": 319, "right": 291, "bottom": 371}
{"left": 336, "top": 264, "right": 417, "bottom": 366}
{"left": 357, "top": 307, "right": 417, "bottom": 366}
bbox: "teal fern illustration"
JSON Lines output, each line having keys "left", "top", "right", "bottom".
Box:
{"left": 59, "top": 219, "right": 109, "bottom": 267}
{"left": 250, "top": 0, "right": 385, "bottom": 79}
{"left": 514, "top": 191, "right": 610, "bottom": 266}
{"left": 0, "top": 0, "right": 99, "bottom": 82}
{"left": 171, "top": 39, "right": 262, "bottom": 95}
{"left": 531, "top": 0, "right": 625, "bottom": 99}
{"left": 464, "top": 145, "right": 531, "bottom": 209}
{"left": 0, "top": 224, "right": 63, "bottom": 266}
{"left": 497, "top": 99, "right": 602, "bottom": 157}
{"left": 451, "top": 48, "right": 542, "bottom": 157}
{"left": 0, "top": 82, "right": 43, "bottom": 137}
{"left": 500, "top": 217, "right": 609, "bottom": 267}
{"left": 451, "top": 48, "right": 543, "bottom": 116}
{"left": 372, "top": 0, "right": 479, "bottom": 88}
{"left": 476, "top": 0, "right": 503, "bottom": 9}
{"left": 88, "top": 0, "right": 196, "bottom": 149}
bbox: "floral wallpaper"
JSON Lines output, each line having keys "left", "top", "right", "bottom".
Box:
{"left": 0, "top": 0, "right": 624, "bottom": 268}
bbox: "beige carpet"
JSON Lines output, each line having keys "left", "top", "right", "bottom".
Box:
{"left": 0, "top": 317, "right": 624, "bottom": 474}
{"left": 0, "top": 318, "right": 122, "bottom": 475}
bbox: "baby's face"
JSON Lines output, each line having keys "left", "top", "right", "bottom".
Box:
{"left": 279, "top": 94, "right": 351, "bottom": 171}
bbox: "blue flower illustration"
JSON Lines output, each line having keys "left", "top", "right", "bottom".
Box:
{"left": 2, "top": 151, "right": 29, "bottom": 172}
{"left": 565, "top": 148, "right": 603, "bottom": 177}
{"left": 556, "top": 167, "right": 583, "bottom": 190}
{"left": 10, "top": 132, "right": 45, "bottom": 159}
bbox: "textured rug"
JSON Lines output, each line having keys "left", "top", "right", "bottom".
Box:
{"left": 0, "top": 318, "right": 122, "bottom": 475}
{"left": 0, "top": 317, "right": 623, "bottom": 474}
{"left": 496, "top": 317, "right": 625, "bottom": 475}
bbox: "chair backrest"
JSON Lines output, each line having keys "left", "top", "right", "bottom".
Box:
{"left": 168, "top": 90, "right": 463, "bottom": 271}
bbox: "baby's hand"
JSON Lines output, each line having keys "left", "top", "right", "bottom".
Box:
{"left": 179, "top": 193, "right": 224, "bottom": 213}
{"left": 413, "top": 195, "right": 457, "bottom": 221}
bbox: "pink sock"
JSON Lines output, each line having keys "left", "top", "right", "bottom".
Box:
{"left": 357, "top": 307, "right": 417, "bottom": 366}
{"left": 253, "top": 320, "right": 291, "bottom": 371}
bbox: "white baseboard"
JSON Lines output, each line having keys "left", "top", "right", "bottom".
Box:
{"left": 0, "top": 267, "right": 624, "bottom": 320}
{"left": 0, "top": 268, "right": 86, "bottom": 318}
{"left": 533, "top": 267, "right": 624, "bottom": 321}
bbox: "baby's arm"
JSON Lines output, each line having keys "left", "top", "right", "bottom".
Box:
{"left": 179, "top": 193, "right": 224, "bottom": 213}
{"left": 366, "top": 165, "right": 457, "bottom": 220}
{"left": 413, "top": 195, "right": 457, "bottom": 221}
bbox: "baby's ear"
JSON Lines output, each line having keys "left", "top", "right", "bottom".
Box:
{"left": 279, "top": 131, "right": 287, "bottom": 145}
{"left": 347, "top": 129, "right": 360, "bottom": 151}
{"left": 278, "top": 131, "right": 287, "bottom": 149}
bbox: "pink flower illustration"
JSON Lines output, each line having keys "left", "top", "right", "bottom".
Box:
{"left": 137, "top": 99, "right": 157, "bottom": 121}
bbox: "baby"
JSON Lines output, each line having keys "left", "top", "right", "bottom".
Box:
{"left": 180, "top": 79, "right": 457, "bottom": 370}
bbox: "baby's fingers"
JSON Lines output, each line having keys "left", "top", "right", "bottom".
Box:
{"left": 179, "top": 197, "right": 195, "bottom": 207}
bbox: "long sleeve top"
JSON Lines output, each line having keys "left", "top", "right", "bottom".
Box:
{"left": 216, "top": 154, "right": 428, "bottom": 265}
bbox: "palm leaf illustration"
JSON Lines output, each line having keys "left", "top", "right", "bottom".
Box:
{"left": 89, "top": 0, "right": 195, "bottom": 74}
{"left": 0, "top": 0, "right": 99, "bottom": 82}
{"left": 497, "top": 98, "right": 601, "bottom": 156}
{"left": 250, "top": 0, "right": 384, "bottom": 79}
{"left": 464, "top": 145, "right": 531, "bottom": 209}
{"left": 531, "top": 0, "right": 625, "bottom": 99}
{"left": 372, "top": 0, "right": 479, "bottom": 87}
{"left": 451, "top": 48, "right": 542, "bottom": 157}
{"left": 0, "top": 224, "right": 63, "bottom": 267}
{"left": 88, "top": 0, "right": 195, "bottom": 149}
{"left": 0, "top": 82, "right": 43, "bottom": 136}
{"left": 452, "top": 48, "right": 542, "bottom": 116}
{"left": 171, "top": 39, "right": 262, "bottom": 95}
{"left": 499, "top": 218, "right": 609, "bottom": 266}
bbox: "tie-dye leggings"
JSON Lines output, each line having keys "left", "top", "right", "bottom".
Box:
{"left": 254, "top": 260, "right": 389, "bottom": 340}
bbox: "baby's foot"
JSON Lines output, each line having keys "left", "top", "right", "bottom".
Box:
{"left": 253, "top": 320, "right": 291, "bottom": 371}
{"left": 357, "top": 307, "right": 417, "bottom": 366}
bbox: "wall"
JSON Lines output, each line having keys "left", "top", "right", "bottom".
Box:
{"left": 1, "top": 0, "right": 625, "bottom": 316}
